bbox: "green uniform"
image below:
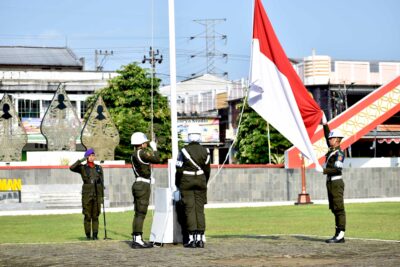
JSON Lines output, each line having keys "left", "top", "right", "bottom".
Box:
{"left": 130, "top": 147, "right": 160, "bottom": 235}
{"left": 323, "top": 125, "right": 346, "bottom": 232}
{"left": 70, "top": 160, "right": 104, "bottom": 238}
{"left": 175, "top": 142, "right": 211, "bottom": 234}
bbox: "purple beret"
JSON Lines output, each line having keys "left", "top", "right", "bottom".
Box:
{"left": 84, "top": 148, "right": 95, "bottom": 158}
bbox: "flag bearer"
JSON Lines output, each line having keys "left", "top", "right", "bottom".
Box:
{"left": 321, "top": 113, "right": 346, "bottom": 243}
{"left": 130, "top": 132, "right": 160, "bottom": 248}
{"left": 175, "top": 125, "right": 211, "bottom": 248}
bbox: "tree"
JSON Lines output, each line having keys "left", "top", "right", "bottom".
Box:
{"left": 86, "top": 63, "right": 171, "bottom": 162}
{"left": 234, "top": 103, "right": 291, "bottom": 164}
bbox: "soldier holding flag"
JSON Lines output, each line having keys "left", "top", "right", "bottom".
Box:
{"left": 321, "top": 113, "right": 346, "bottom": 243}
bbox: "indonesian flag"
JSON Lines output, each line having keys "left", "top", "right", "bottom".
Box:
{"left": 248, "top": 0, "right": 322, "bottom": 167}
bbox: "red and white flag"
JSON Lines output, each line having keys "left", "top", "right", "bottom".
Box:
{"left": 248, "top": 0, "right": 322, "bottom": 167}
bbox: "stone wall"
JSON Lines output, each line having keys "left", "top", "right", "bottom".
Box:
{"left": 0, "top": 165, "right": 399, "bottom": 208}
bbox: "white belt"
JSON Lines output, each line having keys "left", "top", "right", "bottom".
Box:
{"left": 183, "top": 170, "right": 204, "bottom": 175}
{"left": 327, "top": 175, "right": 342, "bottom": 181}
{"left": 135, "top": 177, "right": 151, "bottom": 184}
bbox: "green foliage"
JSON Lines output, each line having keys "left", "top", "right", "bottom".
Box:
{"left": 234, "top": 102, "right": 292, "bottom": 164}
{"left": 270, "top": 153, "right": 285, "bottom": 164}
{"left": 85, "top": 63, "right": 171, "bottom": 162}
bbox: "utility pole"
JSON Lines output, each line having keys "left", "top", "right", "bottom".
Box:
{"left": 142, "top": 46, "right": 163, "bottom": 78}
{"left": 95, "top": 50, "right": 113, "bottom": 71}
{"left": 190, "top": 18, "right": 227, "bottom": 77}
{"left": 142, "top": 46, "right": 163, "bottom": 141}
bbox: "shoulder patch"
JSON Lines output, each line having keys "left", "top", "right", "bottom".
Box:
{"left": 337, "top": 151, "right": 345, "bottom": 162}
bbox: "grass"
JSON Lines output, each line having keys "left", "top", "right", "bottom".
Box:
{"left": 0, "top": 202, "right": 398, "bottom": 244}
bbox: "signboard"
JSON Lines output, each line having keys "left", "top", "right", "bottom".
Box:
{"left": 21, "top": 118, "right": 41, "bottom": 134}
{"left": 178, "top": 118, "right": 219, "bottom": 143}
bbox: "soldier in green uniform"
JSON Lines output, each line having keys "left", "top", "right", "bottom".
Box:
{"left": 321, "top": 114, "right": 346, "bottom": 243}
{"left": 70, "top": 148, "right": 104, "bottom": 240}
{"left": 175, "top": 125, "right": 211, "bottom": 248}
{"left": 130, "top": 132, "right": 160, "bottom": 249}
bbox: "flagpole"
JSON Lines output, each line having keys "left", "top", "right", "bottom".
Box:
{"left": 168, "top": 0, "right": 178, "bottom": 161}
{"left": 149, "top": 0, "right": 181, "bottom": 245}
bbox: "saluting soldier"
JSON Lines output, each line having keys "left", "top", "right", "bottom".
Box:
{"left": 70, "top": 148, "right": 104, "bottom": 240}
{"left": 130, "top": 132, "right": 160, "bottom": 249}
{"left": 175, "top": 125, "right": 211, "bottom": 248}
{"left": 321, "top": 113, "right": 346, "bottom": 243}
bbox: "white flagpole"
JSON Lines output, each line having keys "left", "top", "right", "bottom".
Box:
{"left": 168, "top": 0, "right": 178, "bottom": 162}
{"left": 149, "top": 0, "right": 182, "bottom": 245}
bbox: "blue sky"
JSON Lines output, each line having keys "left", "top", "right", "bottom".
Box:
{"left": 0, "top": 0, "right": 399, "bottom": 84}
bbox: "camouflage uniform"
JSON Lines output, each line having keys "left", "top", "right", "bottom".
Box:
{"left": 70, "top": 160, "right": 104, "bottom": 239}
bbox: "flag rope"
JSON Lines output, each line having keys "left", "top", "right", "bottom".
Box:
{"left": 208, "top": 84, "right": 249, "bottom": 183}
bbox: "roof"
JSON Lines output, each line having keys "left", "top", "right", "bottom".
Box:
{"left": 0, "top": 46, "right": 83, "bottom": 68}
{"left": 160, "top": 73, "right": 232, "bottom": 96}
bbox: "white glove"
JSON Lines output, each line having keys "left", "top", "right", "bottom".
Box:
{"left": 149, "top": 141, "right": 157, "bottom": 151}
{"left": 321, "top": 111, "right": 327, "bottom": 125}
{"left": 315, "top": 164, "right": 324, "bottom": 173}
{"left": 173, "top": 190, "right": 181, "bottom": 202}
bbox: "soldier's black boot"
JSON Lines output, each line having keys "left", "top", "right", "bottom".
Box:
{"left": 325, "top": 228, "right": 339, "bottom": 243}
{"left": 131, "top": 234, "right": 153, "bottom": 249}
{"left": 92, "top": 232, "right": 98, "bottom": 240}
{"left": 325, "top": 229, "right": 345, "bottom": 243}
{"left": 196, "top": 232, "right": 205, "bottom": 248}
{"left": 85, "top": 232, "right": 91, "bottom": 240}
{"left": 184, "top": 233, "right": 196, "bottom": 248}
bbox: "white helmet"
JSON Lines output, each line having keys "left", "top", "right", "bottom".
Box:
{"left": 328, "top": 129, "right": 344, "bottom": 139}
{"left": 131, "top": 132, "right": 149, "bottom": 145}
{"left": 187, "top": 125, "right": 202, "bottom": 142}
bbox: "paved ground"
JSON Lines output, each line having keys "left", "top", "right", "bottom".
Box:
{"left": 0, "top": 235, "right": 399, "bottom": 267}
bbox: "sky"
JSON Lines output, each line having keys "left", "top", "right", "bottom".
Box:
{"left": 0, "top": 0, "right": 399, "bottom": 85}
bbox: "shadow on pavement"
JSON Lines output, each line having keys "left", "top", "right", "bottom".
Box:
{"left": 292, "top": 235, "right": 325, "bottom": 242}
{"left": 209, "top": 234, "right": 281, "bottom": 240}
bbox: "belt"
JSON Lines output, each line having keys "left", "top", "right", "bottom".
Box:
{"left": 135, "top": 177, "right": 151, "bottom": 184}
{"left": 327, "top": 175, "right": 342, "bottom": 181}
{"left": 183, "top": 170, "right": 204, "bottom": 175}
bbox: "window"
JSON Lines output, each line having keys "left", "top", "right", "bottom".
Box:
{"left": 42, "top": 100, "right": 51, "bottom": 116}
{"left": 18, "top": 99, "right": 40, "bottom": 118}
{"left": 80, "top": 101, "right": 88, "bottom": 118}
{"left": 370, "top": 62, "right": 379, "bottom": 73}
{"left": 331, "top": 61, "right": 335, "bottom": 72}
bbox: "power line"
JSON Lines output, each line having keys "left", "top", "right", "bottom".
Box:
{"left": 94, "top": 49, "right": 114, "bottom": 71}
{"left": 190, "top": 18, "right": 228, "bottom": 77}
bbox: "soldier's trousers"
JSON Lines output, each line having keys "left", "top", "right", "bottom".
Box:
{"left": 132, "top": 181, "right": 151, "bottom": 234}
{"left": 326, "top": 179, "right": 346, "bottom": 231}
{"left": 82, "top": 194, "right": 101, "bottom": 235}
{"left": 181, "top": 189, "right": 207, "bottom": 233}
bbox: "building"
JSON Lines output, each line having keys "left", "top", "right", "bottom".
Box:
{"left": 0, "top": 46, "right": 118, "bottom": 153}
{"left": 162, "top": 53, "right": 400, "bottom": 164}
{"left": 160, "top": 74, "right": 247, "bottom": 164}
{"left": 296, "top": 52, "right": 400, "bottom": 157}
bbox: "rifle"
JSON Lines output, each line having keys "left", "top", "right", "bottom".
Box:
{"left": 99, "top": 175, "right": 109, "bottom": 240}
{"left": 90, "top": 164, "right": 110, "bottom": 240}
